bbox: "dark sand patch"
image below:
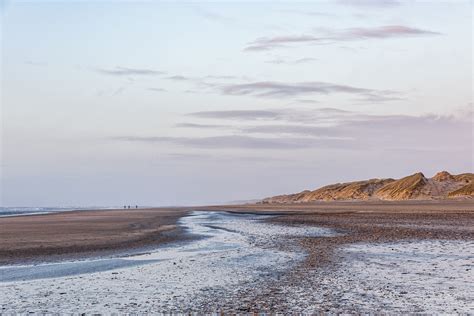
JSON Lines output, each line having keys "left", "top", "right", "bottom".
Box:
{"left": 0, "top": 208, "right": 189, "bottom": 264}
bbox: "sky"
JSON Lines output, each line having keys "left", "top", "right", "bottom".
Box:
{"left": 0, "top": 0, "right": 473, "bottom": 207}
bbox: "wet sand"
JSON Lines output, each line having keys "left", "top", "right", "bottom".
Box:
{"left": 1, "top": 201, "right": 473, "bottom": 265}
{"left": 198, "top": 200, "right": 474, "bottom": 265}
{"left": 0, "top": 208, "right": 189, "bottom": 264}
{"left": 204, "top": 200, "right": 474, "bottom": 270}
{"left": 208, "top": 201, "right": 474, "bottom": 312}
{"left": 1, "top": 211, "right": 332, "bottom": 313}
{"left": 1, "top": 201, "right": 473, "bottom": 312}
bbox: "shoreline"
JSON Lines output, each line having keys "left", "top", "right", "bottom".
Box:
{"left": 0, "top": 208, "right": 191, "bottom": 265}
{"left": 1, "top": 204, "right": 473, "bottom": 312}
{"left": 1, "top": 200, "right": 473, "bottom": 266}
{"left": 0, "top": 207, "right": 118, "bottom": 218}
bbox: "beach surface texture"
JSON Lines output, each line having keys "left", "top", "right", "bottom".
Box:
{"left": 0, "top": 201, "right": 473, "bottom": 313}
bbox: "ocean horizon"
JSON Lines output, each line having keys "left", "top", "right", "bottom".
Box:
{"left": 0, "top": 206, "right": 118, "bottom": 217}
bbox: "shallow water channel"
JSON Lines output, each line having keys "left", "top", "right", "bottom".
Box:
{"left": 0, "top": 211, "right": 334, "bottom": 283}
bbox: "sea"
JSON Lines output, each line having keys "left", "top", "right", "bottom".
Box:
{"left": 0, "top": 206, "right": 117, "bottom": 217}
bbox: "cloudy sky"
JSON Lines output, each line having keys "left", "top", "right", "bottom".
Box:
{"left": 1, "top": 0, "right": 472, "bottom": 206}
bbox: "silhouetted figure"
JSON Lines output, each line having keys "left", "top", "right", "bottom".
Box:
{"left": 135, "top": 205, "right": 138, "bottom": 209}
{"left": 124, "top": 205, "right": 126, "bottom": 209}
{"left": 127, "top": 205, "right": 130, "bottom": 209}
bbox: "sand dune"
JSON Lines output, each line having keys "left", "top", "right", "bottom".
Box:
{"left": 262, "top": 171, "right": 474, "bottom": 203}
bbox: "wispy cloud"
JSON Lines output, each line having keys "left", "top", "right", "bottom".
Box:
{"left": 266, "top": 57, "right": 317, "bottom": 65}
{"left": 246, "top": 35, "right": 324, "bottom": 51}
{"left": 219, "top": 81, "right": 396, "bottom": 99}
{"left": 181, "top": 108, "right": 349, "bottom": 131}
{"left": 338, "top": 26, "right": 440, "bottom": 39}
{"left": 241, "top": 124, "right": 345, "bottom": 137}
{"left": 172, "top": 74, "right": 250, "bottom": 82}
{"left": 148, "top": 87, "right": 167, "bottom": 92}
{"left": 175, "top": 122, "right": 227, "bottom": 129}
{"left": 176, "top": 121, "right": 344, "bottom": 137}
{"left": 187, "top": 108, "right": 354, "bottom": 123}
{"left": 96, "top": 67, "right": 165, "bottom": 76}
{"left": 245, "top": 25, "right": 440, "bottom": 51}
{"left": 188, "top": 110, "right": 281, "bottom": 120}
{"left": 172, "top": 108, "right": 471, "bottom": 152}
{"left": 112, "top": 106, "right": 471, "bottom": 153}
{"left": 296, "top": 99, "right": 320, "bottom": 104}
{"left": 166, "top": 75, "right": 193, "bottom": 81}
{"left": 185, "top": 108, "right": 356, "bottom": 129}
{"left": 355, "top": 92, "right": 404, "bottom": 103}
{"left": 112, "top": 135, "right": 356, "bottom": 150}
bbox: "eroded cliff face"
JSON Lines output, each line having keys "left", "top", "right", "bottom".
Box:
{"left": 261, "top": 171, "right": 474, "bottom": 204}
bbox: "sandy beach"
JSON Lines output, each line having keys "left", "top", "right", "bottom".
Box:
{"left": 4, "top": 0, "right": 472, "bottom": 313}
{"left": 0, "top": 208, "right": 189, "bottom": 265}
{"left": 1, "top": 201, "right": 473, "bottom": 313}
